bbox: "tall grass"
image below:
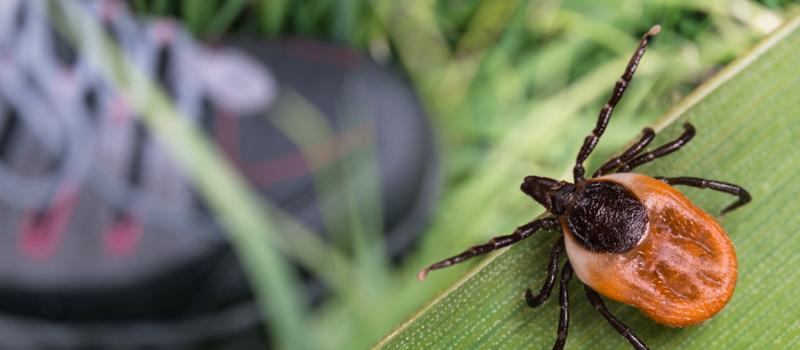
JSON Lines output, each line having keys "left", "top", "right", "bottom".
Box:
{"left": 131, "top": 1, "right": 796, "bottom": 349}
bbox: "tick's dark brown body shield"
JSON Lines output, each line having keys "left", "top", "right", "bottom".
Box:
{"left": 563, "top": 173, "right": 737, "bottom": 327}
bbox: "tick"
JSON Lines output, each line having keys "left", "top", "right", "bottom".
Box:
{"left": 417, "top": 25, "right": 751, "bottom": 350}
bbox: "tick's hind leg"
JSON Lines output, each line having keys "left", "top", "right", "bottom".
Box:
{"left": 593, "top": 128, "right": 655, "bottom": 177}
{"left": 552, "top": 261, "right": 573, "bottom": 350}
{"left": 656, "top": 176, "right": 751, "bottom": 214}
{"left": 417, "top": 217, "right": 560, "bottom": 280}
{"left": 618, "top": 123, "right": 695, "bottom": 172}
{"left": 524, "top": 236, "right": 564, "bottom": 308}
{"left": 585, "top": 286, "right": 650, "bottom": 350}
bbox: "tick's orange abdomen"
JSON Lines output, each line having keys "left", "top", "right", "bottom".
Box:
{"left": 563, "top": 173, "right": 737, "bottom": 327}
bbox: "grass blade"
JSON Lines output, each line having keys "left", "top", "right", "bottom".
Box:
{"left": 376, "top": 14, "right": 800, "bottom": 350}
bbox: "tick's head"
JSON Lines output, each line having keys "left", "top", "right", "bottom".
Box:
{"left": 520, "top": 176, "right": 575, "bottom": 215}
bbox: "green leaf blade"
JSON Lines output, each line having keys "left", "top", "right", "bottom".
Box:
{"left": 377, "top": 15, "right": 800, "bottom": 350}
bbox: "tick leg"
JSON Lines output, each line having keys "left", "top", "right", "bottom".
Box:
{"left": 552, "top": 261, "right": 573, "bottom": 350}
{"left": 418, "top": 217, "right": 560, "bottom": 280}
{"left": 656, "top": 176, "right": 751, "bottom": 214}
{"left": 573, "top": 25, "right": 660, "bottom": 182}
{"left": 618, "top": 123, "right": 695, "bottom": 172}
{"left": 524, "top": 236, "right": 564, "bottom": 308}
{"left": 584, "top": 285, "right": 650, "bottom": 350}
{"left": 593, "top": 128, "right": 655, "bottom": 177}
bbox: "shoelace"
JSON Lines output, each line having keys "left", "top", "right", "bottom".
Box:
{"left": 0, "top": 0, "right": 276, "bottom": 247}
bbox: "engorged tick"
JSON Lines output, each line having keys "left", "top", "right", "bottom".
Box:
{"left": 417, "top": 25, "right": 751, "bottom": 350}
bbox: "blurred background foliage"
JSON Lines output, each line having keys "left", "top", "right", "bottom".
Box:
{"left": 129, "top": 1, "right": 797, "bottom": 349}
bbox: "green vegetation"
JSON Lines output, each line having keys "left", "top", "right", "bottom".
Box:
{"left": 127, "top": 1, "right": 799, "bottom": 349}
{"left": 378, "top": 15, "right": 800, "bottom": 349}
